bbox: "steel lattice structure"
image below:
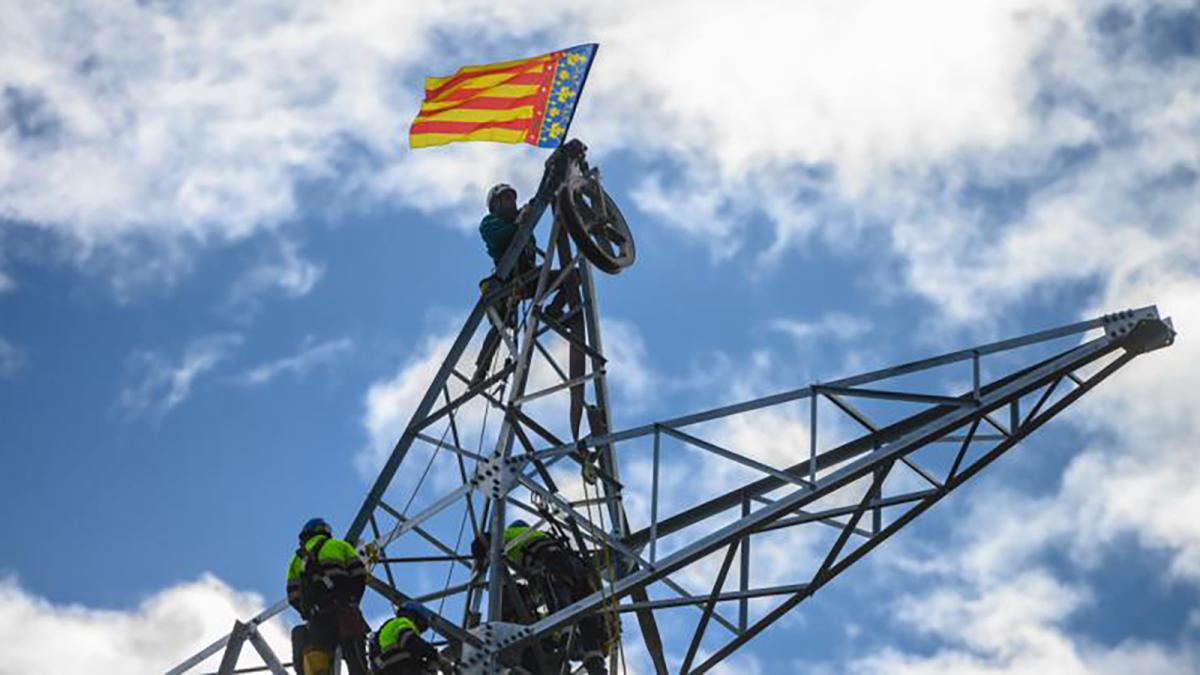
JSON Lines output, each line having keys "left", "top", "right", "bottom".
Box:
{"left": 169, "top": 149, "right": 1176, "bottom": 675}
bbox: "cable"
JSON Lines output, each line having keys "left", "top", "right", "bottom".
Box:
{"left": 400, "top": 418, "right": 449, "bottom": 518}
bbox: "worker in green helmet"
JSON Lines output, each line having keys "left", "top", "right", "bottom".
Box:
{"left": 369, "top": 602, "right": 439, "bottom": 675}
{"left": 287, "top": 517, "right": 371, "bottom": 675}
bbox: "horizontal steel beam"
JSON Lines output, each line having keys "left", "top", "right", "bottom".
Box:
{"left": 616, "top": 583, "right": 811, "bottom": 613}
{"left": 816, "top": 384, "right": 979, "bottom": 408}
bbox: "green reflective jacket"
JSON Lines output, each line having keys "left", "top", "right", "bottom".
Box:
{"left": 503, "top": 525, "right": 549, "bottom": 564}
{"left": 375, "top": 616, "right": 419, "bottom": 652}
{"left": 286, "top": 535, "right": 366, "bottom": 614}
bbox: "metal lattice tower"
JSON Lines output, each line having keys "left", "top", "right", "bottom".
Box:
{"left": 170, "top": 147, "right": 1177, "bottom": 675}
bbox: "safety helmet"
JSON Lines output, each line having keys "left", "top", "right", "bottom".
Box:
{"left": 487, "top": 183, "right": 517, "bottom": 213}
{"left": 509, "top": 519, "right": 530, "bottom": 529}
{"left": 397, "top": 601, "right": 434, "bottom": 631}
{"left": 300, "top": 517, "right": 332, "bottom": 541}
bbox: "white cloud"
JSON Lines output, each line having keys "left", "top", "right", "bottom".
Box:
{"left": 0, "top": 1, "right": 562, "bottom": 288}
{"left": 845, "top": 570, "right": 1198, "bottom": 674}
{"left": 587, "top": 0, "right": 1069, "bottom": 252}
{"left": 0, "top": 335, "right": 26, "bottom": 378}
{"left": 1056, "top": 273, "right": 1200, "bottom": 582}
{"left": 358, "top": 312, "right": 658, "bottom": 474}
{"left": 769, "top": 313, "right": 873, "bottom": 345}
{"left": 1, "top": 0, "right": 1093, "bottom": 285}
{"left": 2, "top": 0, "right": 1191, "bottom": 310}
{"left": 0, "top": 574, "right": 290, "bottom": 675}
{"left": 358, "top": 327, "right": 465, "bottom": 477}
{"left": 118, "top": 333, "right": 242, "bottom": 419}
{"left": 0, "top": 267, "right": 13, "bottom": 293}
{"left": 227, "top": 238, "right": 324, "bottom": 312}
{"left": 602, "top": 317, "right": 656, "bottom": 413}
{"left": 879, "top": 3, "right": 1200, "bottom": 323}
{"left": 839, "top": 276, "right": 1200, "bottom": 672}
{"left": 755, "top": 4, "right": 1200, "bottom": 667}
{"left": 237, "top": 335, "right": 353, "bottom": 386}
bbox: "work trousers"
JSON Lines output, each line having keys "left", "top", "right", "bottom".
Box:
{"left": 474, "top": 265, "right": 580, "bottom": 381}
{"left": 291, "top": 610, "right": 370, "bottom": 675}
{"left": 532, "top": 551, "right": 604, "bottom": 661}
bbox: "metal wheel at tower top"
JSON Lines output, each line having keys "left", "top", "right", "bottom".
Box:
{"left": 168, "top": 142, "right": 1177, "bottom": 675}
{"left": 558, "top": 169, "right": 636, "bottom": 275}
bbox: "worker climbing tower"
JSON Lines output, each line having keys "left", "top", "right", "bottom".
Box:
{"left": 170, "top": 143, "right": 1176, "bottom": 675}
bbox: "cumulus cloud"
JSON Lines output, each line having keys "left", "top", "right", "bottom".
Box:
{"left": 118, "top": 333, "right": 242, "bottom": 419}
{"left": 358, "top": 327, "right": 464, "bottom": 477}
{"left": 0, "top": 574, "right": 290, "bottom": 675}
{"left": 739, "top": 3, "right": 1200, "bottom": 668}
{"left": 0, "top": 0, "right": 1101, "bottom": 282}
{"left": 237, "top": 336, "right": 352, "bottom": 386}
{"left": 0, "top": 1, "right": 562, "bottom": 288}
{"left": 3, "top": 0, "right": 1192, "bottom": 307}
{"left": 836, "top": 279, "right": 1200, "bottom": 673}
{"left": 0, "top": 335, "right": 26, "bottom": 378}
{"left": 845, "top": 570, "right": 1198, "bottom": 674}
{"left": 877, "top": 1, "right": 1200, "bottom": 323}
{"left": 588, "top": 0, "right": 1069, "bottom": 255}
{"left": 1055, "top": 274, "right": 1200, "bottom": 583}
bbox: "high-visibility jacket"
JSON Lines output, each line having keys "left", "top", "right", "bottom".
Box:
{"left": 371, "top": 616, "right": 429, "bottom": 671}
{"left": 503, "top": 525, "right": 562, "bottom": 567}
{"left": 286, "top": 535, "right": 367, "bottom": 616}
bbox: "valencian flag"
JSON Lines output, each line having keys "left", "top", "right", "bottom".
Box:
{"left": 409, "top": 44, "right": 598, "bottom": 149}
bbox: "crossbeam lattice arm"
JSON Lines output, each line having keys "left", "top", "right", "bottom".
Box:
{"left": 170, "top": 303, "right": 1173, "bottom": 675}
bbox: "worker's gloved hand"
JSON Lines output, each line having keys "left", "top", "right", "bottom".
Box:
{"left": 470, "top": 534, "right": 488, "bottom": 571}
{"left": 560, "top": 138, "right": 586, "bottom": 159}
{"left": 543, "top": 139, "right": 585, "bottom": 186}
{"left": 543, "top": 147, "right": 568, "bottom": 182}
{"left": 413, "top": 639, "right": 438, "bottom": 662}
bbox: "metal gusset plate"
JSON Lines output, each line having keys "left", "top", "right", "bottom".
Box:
{"left": 557, "top": 175, "right": 636, "bottom": 274}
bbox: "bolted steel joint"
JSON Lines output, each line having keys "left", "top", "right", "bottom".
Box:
{"left": 459, "top": 622, "right": 536, "bottom": 675}
{"left": 473, "top": 454, "right": 517, "bottom": 501}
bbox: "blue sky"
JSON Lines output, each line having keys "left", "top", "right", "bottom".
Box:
{"left": 1, "top": 1, "right": 1199, "bottom": 673}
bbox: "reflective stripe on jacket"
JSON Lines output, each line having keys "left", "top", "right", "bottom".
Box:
{"left": 503, "top": 525, "right": 561, "bottom": 566}
{"left": 286, "top": 535, "right": 366, "bottom": 612}
{"left": 373, "top": 616, "right": 421, "bottom": 669}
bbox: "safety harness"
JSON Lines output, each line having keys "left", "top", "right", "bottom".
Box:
{"left": 297, "top": 535, "right": 336, "bottom": 616}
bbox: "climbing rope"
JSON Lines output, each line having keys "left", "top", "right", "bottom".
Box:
{"left": 580, "top": 476, "right": 624, "bottom": 672}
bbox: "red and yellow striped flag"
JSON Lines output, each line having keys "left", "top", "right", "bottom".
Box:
{"left": 409, "top": 44, "right": 597, "bottom": 149}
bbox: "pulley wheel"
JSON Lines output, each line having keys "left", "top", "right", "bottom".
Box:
{"left": 556, "top": 175, "right": 636, "bottom": 274}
